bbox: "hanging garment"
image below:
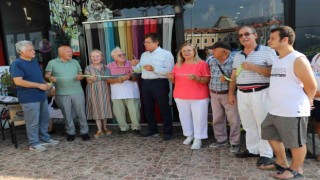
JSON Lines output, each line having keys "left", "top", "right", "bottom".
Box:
{"left": 131, "top": 20, "right": 139, "bottom": 59}
{"left": 126, "top": 20, "right": 134, "bottom": 60}
{"left": 118, "top": 21, "right": 128, "bottom": 56}
{"left": 113, "top": 21, "right": 120, "bottom": 47}
{"left": 97, "top": 23, "right": 106, "bottom": 60}
{"left": 144, "top": 18, "right": 150, "bottom": 35}
{"left": 91, "top": 23, "right": 100, "bottom": 50}
{"left": 162, "top": 18, "right": 174, "bottom": 52}
{"left": 137, "top": 19, "right": 145, "bottom": 58}
{"left": 84, "top": 24, "right": 93, "bottom": 54}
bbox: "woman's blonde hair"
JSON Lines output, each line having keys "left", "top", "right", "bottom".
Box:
{"left": 89, "top": 49, "right": 105, "bottom": 64}
{"left": 176, "top": 43, "right": 200, "bottom": 67}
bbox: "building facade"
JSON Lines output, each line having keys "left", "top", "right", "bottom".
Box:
{"left": 0, "top": 0, "right": 319, "bottom": 65}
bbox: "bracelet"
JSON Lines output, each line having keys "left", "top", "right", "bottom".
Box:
{"left": 198, "top": 77, "right": 202, "bottom": 82}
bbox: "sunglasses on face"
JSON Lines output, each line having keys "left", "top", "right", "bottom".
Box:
{"left": 238, "top": 32, "right": 255, "bottom": 38}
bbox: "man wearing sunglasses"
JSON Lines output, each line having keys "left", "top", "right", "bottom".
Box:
{"left": 228, "top": 26, "right": 277, "bottom": 168}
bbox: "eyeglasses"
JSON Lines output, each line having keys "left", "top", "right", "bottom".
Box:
{"left": 143, "top": 41, "right": 154, "bottom": 44}
{"left": 181, "top": 49, "right": 193, "bottom": 53}
{"left": 117, "top": 53, "right": 125, "bottom": 57}
{"left": 238, "top": 32, "right": 255, "bottom": 38}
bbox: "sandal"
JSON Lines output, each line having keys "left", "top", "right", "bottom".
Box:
{"left": 94, "top": 131, "right": 104, "bottom": 138}
{"left": 273, "top": 168, "right": 304, "bottom": 179}
{"left": 259, "top": 162, "right": 286, "bottom": 172}
{"left": 103, "top": 129, "right": 112, "bottom": 135}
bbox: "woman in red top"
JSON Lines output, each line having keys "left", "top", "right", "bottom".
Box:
{"left": 167, "top": 43, "right": 210, "bottom": 149}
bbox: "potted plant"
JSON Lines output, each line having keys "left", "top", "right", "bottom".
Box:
{"left": 0, "top": 68, "right": 16, "bottom": 96}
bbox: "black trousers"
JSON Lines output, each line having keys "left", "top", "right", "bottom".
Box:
{"left": 141, "top": 79, "right": 173, "bottom": 135}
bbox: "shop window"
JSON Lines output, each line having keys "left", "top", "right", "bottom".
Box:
{"left": 295, "top": 0, "right": 320, "bottom": 58}
{"left": 1, "top": 0, "right": 52, "bottom": 66}
{"left": 183, "top": 0, "right": 284, "bottom": 50}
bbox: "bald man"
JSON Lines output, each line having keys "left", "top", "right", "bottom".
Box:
{"left": 45, "top": 46, "right": 90, "bottom": 142}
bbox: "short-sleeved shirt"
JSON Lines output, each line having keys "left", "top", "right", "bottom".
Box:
{"left": 107, "top": 61, "right": 140, "bottom": 99}
{"left": 173, "top": 60, "right": 210, "bottom": 100}
{"left": 45, "top": 58, "right": 83, "bottom": 95}
{"left": 232, "top": 45, "right": 276, "bottom": 87}
{"left": 207, "top": 54, "right": 234, "bottom": 91}
{"left": 10, "top": 58, "right": 46, "bottom": 103}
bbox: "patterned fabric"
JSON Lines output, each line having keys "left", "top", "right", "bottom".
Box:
{"left": 85, "top": 64, "right": 112, "bottom": 120}
{"left": 207, "top": 55, "right": 234, "bottom": 91}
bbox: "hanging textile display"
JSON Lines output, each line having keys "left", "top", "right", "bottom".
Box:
{"left": 83, "top": 15, "right": 175, "bottom": 124}
{"left": 83, "top": 15, "right": 175, "bottom": 65}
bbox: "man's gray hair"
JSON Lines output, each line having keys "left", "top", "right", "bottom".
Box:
{"left": 15, "top": 40, "right": 33, "bottom": 54}
{"left": 110, "top": 47, "right": 122, "bottom": 58}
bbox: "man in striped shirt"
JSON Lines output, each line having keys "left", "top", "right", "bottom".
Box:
{"left": 228, "top": 26, "right": 277, "bottom": 168}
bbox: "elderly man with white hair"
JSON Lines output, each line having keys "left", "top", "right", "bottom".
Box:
{"left": 106, "top": 47, "right": 141, "bottom": 135}
{"left": 10, "top": 40, "right": 59, "bottom": 152}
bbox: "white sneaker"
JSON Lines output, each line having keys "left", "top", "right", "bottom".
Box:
{"left": 191, "top": 139, "right": 202, "bottom": 150}
{"left": 42, "top": 139, "right": 60, "bottom": 146}
{"left": 29, "top": 144, "right": 47, "bottom": 152}
{"left": 183, "top": 136, "right": 194, "bottom": 145}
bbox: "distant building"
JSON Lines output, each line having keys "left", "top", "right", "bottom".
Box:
{"left": 184, "top": 15, "right": 282, "bottom": 49}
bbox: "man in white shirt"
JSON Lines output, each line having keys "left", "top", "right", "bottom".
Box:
{"left": 261, "top": 26, "right": 317, "bottom": 179}
{"left": 132, "top": 33, "right": 174, "bottom": 141}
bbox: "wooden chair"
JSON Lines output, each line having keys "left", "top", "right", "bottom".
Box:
{"left": 7, "top": 104, "right": 25, "bottom": 148}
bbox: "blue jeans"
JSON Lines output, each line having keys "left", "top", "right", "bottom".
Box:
{"left": 21, "top": 100, "right": 50, "bottom": 146}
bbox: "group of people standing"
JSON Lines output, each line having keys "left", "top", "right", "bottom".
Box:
{"left": 166, "top": 25, "right": 317, "bottom": 179}
{"left": 9, "top": 26, "right": 318, "bottom": 179}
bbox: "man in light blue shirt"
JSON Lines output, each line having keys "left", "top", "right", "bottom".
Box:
{"left": 132, "top": 33, "right": 174, "bottom": 141}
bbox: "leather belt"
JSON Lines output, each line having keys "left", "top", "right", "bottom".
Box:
{"left": 238, "top": 86, "right": 268, "bottom": 93}
{"left": 210, "top": 90, "right": 229, "bottom": 94}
